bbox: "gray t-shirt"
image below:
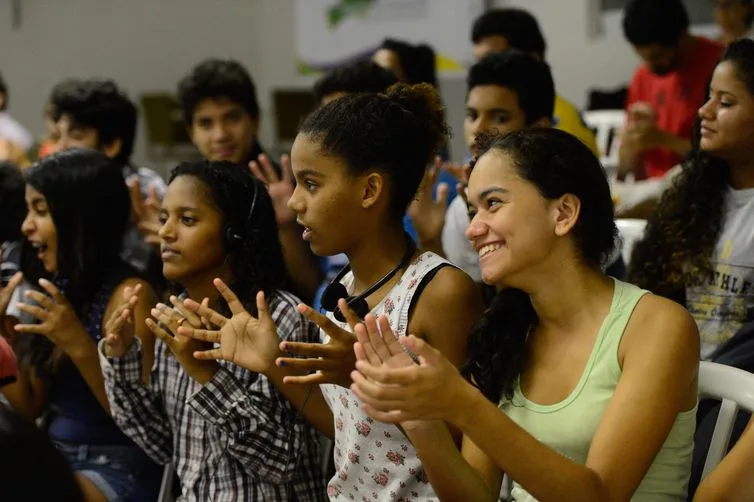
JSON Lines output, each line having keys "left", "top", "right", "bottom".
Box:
{"left": 441, "top": 196, "right": 482, "bottom": 282}
{"left": 686, "top": 186, "right": 754, "bottom": 359}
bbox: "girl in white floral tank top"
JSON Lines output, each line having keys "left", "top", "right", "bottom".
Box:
{"left": 320, "top": 252, "right": 449, "bottom": 501}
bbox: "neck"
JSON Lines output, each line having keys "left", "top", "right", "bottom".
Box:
{"left": 728, "top": 156, "right": 754, "bottom": 189}
{"left": 180, "top": 265, "right": 233, "bottom": 310}
{"left": 523, "top": 259, "right": 614, "bottom": 333}
{"left": 347, "top": 226, "right": 410, "bottom": 294}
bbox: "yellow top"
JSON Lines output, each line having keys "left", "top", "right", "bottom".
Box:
{"left": 553, "top": 94, "right": 600, "bottom": 158}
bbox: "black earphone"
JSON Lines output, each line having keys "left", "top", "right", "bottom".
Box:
{"left": 320, "top": 235, "right": 417, "bottom": 322}
{"left": 223, "top": 180, "right": 259, "bottom": 249}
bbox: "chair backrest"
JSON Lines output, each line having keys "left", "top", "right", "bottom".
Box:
{"left": 582, "top": 110, "right": 626, "bottom": 175}
{"left": 698, "top": 361, "right": 754, "bottom": 478}
{"left": 614, "top": 218, "right": 647, "bottom": 266}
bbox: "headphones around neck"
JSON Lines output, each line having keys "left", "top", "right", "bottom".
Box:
{"left": 320, "top": 235, "right": 417, "bottom": 322}
{"left": 224, "top": 180, "right": 259, "bottom": 249}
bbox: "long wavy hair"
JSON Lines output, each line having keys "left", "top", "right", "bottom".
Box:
{"left": 19, "top": 149, "right": 131, "bottom": 377}
{"left": 167, "top": 161, "right": 287, "bottom": 315}
{"left": 461, "top": 128, "right": 617, "bottom": 403}
{"left": 627, "top": 39, "right": 754, "bottom": 302}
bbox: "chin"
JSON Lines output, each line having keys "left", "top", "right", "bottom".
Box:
{"left": 162, "top": 265, "right": 183, "bottom": 283}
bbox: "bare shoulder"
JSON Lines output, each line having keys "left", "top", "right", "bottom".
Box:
{"left": 416, "top": 265, "right": 478, "bottom": 305}
{"left": 622, "top": 292, "right": 700, "bottom": 366}
{"left": 409, "top": 265, "right": 482, "bottom": 364}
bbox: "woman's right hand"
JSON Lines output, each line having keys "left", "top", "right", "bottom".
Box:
{"left": 275, "top": 300, "right": 363, "bottom": 388}
{"left": 103, "top": 284, "right": 142, "bottom": 357}
{"left": 0, "top": 272, "right": 23, "bottom": 317}
{"left": 180, "top": 278, "right": 281, "bottom": 375}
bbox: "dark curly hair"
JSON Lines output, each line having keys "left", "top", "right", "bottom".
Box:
{"left": 628, "top": 39, "right": 754, "bottom": 302}
{"left": 312, "top": 61, "right": 399, "bottom": 104}
{"left": 462, "top": 128, "right": 617, "bottom": 403}
{"left": 298, "top": 82, "right": 448, "bottom": 222}
{"left": 177, "top": 59, "right": 259, "bottom": 125}
{"left": 167, "top": 160, "right": 286, "bottom": 315}
{"left": 54, "top": 79, "right": 138, "bottom": 166}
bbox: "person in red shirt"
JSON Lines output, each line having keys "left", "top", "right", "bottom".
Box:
{"left": 620, "top": 0, "right": 724, "bottom": 179}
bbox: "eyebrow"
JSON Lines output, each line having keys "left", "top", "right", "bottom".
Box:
{"left": 711, "top": 88, "right": 738, "bottom": 99}
{"left": 161, "top": 205, "right": 199, "bottom": 213}
{"left": 295, "top": 168, "right": 325, "bottom": 179}
{"left": 478, "top": 187, "right": 510, "bottom": 200}
{"left": 466, "top": 106, "right": 511, "bottom": 114}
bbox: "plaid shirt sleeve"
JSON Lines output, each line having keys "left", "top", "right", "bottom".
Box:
{"left": 187, "top": 292, "right": 320, "bottom": 485}
{"left": 98, "top": 338, "right": 173, "bottom": 465}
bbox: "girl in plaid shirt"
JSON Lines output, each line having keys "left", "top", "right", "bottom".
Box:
{"left": 100, "top": 160, "right": 327, "bottom": 502}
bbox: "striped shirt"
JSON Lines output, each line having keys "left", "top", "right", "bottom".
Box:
{"left": 100, "top": 290, "right": 327, "bottom": 502}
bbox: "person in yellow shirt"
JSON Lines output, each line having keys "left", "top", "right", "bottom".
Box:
{"left": 471, "top": 8, "right": 600, "bottom": 157}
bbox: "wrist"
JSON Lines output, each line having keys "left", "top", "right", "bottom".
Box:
{"left": 190, "top": 361, "right": 220, "bottom": 385}
{"left": 448, "top": 378, "right": 485, "bottom": 429}
{"left": 66, "top": 336, "right": 97, "bottom": 362}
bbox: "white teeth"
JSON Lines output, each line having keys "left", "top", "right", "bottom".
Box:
{"left": 478, "top": 243, "right": 501, "bottom": 258}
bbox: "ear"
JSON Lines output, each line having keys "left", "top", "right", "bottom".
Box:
{"left": 361, "top": 172, "right": 385, "bottom": 210}
{"left": 551, "top": 193, "right": 580, "bottom": 237}
{"left": 102, "top": 138, "right": 123, "bottom": 160}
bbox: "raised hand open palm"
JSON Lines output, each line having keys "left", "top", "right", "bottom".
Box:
{"left": 180, "top": 278, "right": 280, "bottom": 374}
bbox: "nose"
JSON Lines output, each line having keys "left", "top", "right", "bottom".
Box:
{"left": 21, "top": 213, "right": 34, "bottom": 237}
{"left": 158, "top": 216, "right": 175, "bottom": 242}
{"left": 465, "top": 212, "right": 488, "bottom": 244}
{"left": 698, "top": 97, "right": 715, "bottom": 120}
{"left": 287, "top": 185, "right": 304, "bottom": 215}
{"left": 210, "top": 123, "right": 231, "bottom": 142}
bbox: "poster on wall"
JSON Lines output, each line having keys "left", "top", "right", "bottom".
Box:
{"left": 600, "top": 0, "right": 714, "bottom": 24}
{"left": 294, "top": 0, "right": 486, "bottom": 76}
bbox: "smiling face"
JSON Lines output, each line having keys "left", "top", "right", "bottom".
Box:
{"left": 287, "top": 134, "right": 381, "bottom": 257}
{"left": 698, "top": 60, "right": 754, "bottom": 159}
{"left": 188, "top": 97, "right": 259, "bottom": 164}
{"left": 466, "top": 150, "right": 567, "bottom": 286}
{"left": 158, "top": 175, "right": 226, "bottom": 284}
{"left": 21, "top": 186, "right": 58, "bottom": 273}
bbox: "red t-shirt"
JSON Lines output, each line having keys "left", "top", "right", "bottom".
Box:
{"left": 626, "top": 37, "right": 724, "bottom": 179}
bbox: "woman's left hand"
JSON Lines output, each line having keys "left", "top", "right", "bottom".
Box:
{"left": 15, "top": 279, "right": 91, "bottom": 357}
{"left": 350, "top": 327, "right": 471, "bottom": 425}
{"left": 146, "top": 295, "right": 219, "bottom": 384}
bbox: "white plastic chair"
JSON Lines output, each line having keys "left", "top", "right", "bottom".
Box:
{"left": 582, "top": 110, "right": 626, "bottom": 176}
{"left": 698, "top": 361, "right": 754, "bottom": 478}
{"left": 614, "top": 218, "right": 647, "bottom": 266}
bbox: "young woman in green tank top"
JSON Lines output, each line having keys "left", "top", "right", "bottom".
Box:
{"left": 349, "top": 128, "right": 700, "bottom": 501}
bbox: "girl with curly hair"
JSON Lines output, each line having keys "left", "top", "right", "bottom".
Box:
{"left": 629, "top": 38, "right": 754, "bottom": 358}
{"left": 179, "top": 83, "right": 481, "bottom": 501}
